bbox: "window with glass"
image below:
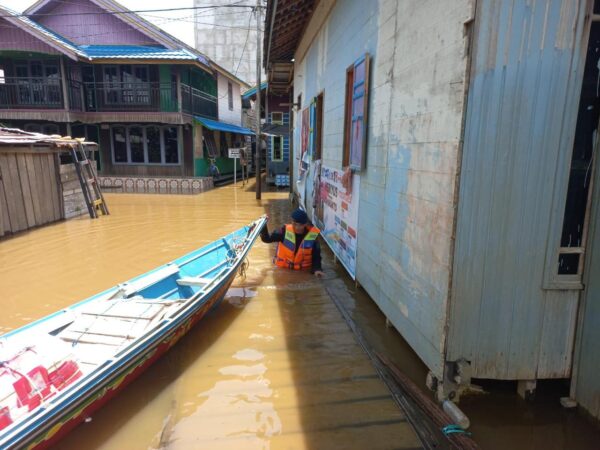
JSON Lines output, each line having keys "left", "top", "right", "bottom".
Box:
{"left": 129, "top": 126, "right": 145, "bottom": 163}
{"left": 111, "top": 125, "right": 180, "bottom": 165}
{"left": 271, "top": 112, "right": 283, "bottom": 125}
{"left": 14, "top": 60, "right": 60, "bottom": 105}
{"left": 272, "top": 136, "right": 283, "bottom": 161}
{"left": 164, "top": 127, "right": 179, "bottom": 164}
{"left": 146, "top": 126, "right": 162, "bottom": 163}
{"left": 228, "top": 81, "right": 233, "bottom": 110}
{"left": 103, "top": 65, "right": 150, "bottom": 104}
{"left": 112, "top": 126, "right": 128, "bottom": 163}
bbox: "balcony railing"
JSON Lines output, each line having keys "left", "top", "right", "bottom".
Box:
{"left": 181, "top": 84, "right": 218, "bottom": 118}
{"left": 0, "top": 77, "right": 217, "bottom": 118}
{"left": 0, "top": 77, "right": 63, "bottom": 109}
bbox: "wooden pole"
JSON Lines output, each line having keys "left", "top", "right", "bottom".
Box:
{"left": 255, "top": 0, "right": 262, "bottom": 199}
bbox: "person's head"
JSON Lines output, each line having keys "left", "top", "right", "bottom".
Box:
{"left": 290, "top": 208, "right": 309, "bottom": 233}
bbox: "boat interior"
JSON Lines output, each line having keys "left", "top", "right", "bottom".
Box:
{"left": 0, "top": 227, "right": 254, "bottom": 432}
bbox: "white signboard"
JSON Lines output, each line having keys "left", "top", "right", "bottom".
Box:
{"left": 228, "top": 147, "right": 242, "bottom": 158}
{"left": 315, "top": 165, "right": 360, "bottom": 279}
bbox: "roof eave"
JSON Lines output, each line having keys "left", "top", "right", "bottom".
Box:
{"left": 0, "top": 7, "right": 82, "bottom": 61}
{"left": 212, "top": 62, "right": 251, "bottom": 89}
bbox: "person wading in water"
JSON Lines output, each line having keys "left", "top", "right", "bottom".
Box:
{"left": 260, "top": 209, "right": 325, "bottom": 277}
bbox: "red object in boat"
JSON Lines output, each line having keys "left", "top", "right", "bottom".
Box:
{"left": 0, "top": 407, "right": 12, "bottom": 431}
{"left": 13, "top": 366, "right": 53, "bottom": 411}
{"left": 49, "top": 361, "right": 82, "bottom": 390}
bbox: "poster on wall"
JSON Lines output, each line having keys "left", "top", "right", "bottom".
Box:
{"left": 314, "top": 165, "right": 360, "bottom": 279}
{"left": 299, "top": 107, "right": 310, "bottom": 176}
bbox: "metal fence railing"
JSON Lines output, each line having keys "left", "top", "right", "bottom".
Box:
{"left": 1, "top": 77, "right": 218, "bottom": 118}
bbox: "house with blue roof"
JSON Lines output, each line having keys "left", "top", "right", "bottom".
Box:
{"left": 0, "top": 0, "right": 252, "bottom": 179}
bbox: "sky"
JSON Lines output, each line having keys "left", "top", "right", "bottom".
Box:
{"left": 0, "top": 0, "right": 196, "bottom": 46}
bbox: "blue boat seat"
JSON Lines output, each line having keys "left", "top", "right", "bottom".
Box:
{"left": 176, "top": 276, "right": 212, "bottom": 287}
{"left": 107, "top": 264, "right": 180, "bottom": 299}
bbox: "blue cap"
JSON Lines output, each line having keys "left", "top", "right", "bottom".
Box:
{"left": 291, "top": 208, "right": 308, "bottom": 224}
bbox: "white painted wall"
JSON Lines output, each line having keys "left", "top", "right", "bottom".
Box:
{"left": 217, "top": 72, "right": 242, "bottom": 126}
{"left": 194, "top": 0, "right": 264, "bottom": 85}
{"left": 292, "top": 0, "right": 472, "bottom": 378}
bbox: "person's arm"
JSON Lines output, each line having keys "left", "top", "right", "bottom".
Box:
{"left": 260, "top": 225, "right": 285, "bottom": 243}
{"left": 312, "top": 239, "right": 324, "bottom": 277}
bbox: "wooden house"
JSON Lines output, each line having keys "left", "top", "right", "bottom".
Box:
{"left": 0, "top": 0, "right": 253, "bottom": 181}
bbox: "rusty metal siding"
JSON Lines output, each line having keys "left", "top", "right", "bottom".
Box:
{"left": 34, "top": 0, "right": 157, "bottom": 46}
{"left": 448, "top": 0, "right": 588, "bottom": 379}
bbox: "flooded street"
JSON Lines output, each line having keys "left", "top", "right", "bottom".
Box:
{"left": 0, "top": 183, "right": 420, "bottom": 449}
{"left": 1, "top": 183, "right": 600, "bottom": 449}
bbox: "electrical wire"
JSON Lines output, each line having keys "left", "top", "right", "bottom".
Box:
{"left": 233, "top": 9, "right": 254, "bottom": 76}
{"left": 0, "top": 3, "right": 262, "bottom": 18}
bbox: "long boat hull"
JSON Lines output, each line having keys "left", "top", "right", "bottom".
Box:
{"left": 0, "top": 216, "right": 267, "bottom": 449}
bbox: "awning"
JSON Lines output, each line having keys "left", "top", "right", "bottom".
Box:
{"left": 242, "top": 82, "right": 267, "bottom": 100}
{"left": 194, "top": 117, "right": 255, "bottom": 136}
{"left": 261, "top": 123, "right": 289, "bottom": 137}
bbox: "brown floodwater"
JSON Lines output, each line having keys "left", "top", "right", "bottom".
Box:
{"left": 2, "top": 182, "right": 600, "bottom": 450}
{"left": 0, "top": 183, "right": 420, "bottom": 450}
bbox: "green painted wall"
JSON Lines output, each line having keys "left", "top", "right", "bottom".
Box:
{"left": 159, "top": 65, "right": 177, "bottom": 112}
{"left": 194, "top": 157, "right": 235, "bottom": 177}
{"left": 181, "top": 66, "right": 216, "bottom": 96}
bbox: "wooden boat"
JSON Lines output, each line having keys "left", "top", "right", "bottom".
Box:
{"left": 0, "top": 216, "right": 266, "bottom": 449}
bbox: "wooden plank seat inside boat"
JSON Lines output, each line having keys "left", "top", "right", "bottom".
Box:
{"left": 57, "top": 298, "right": 180, "bottom": 366}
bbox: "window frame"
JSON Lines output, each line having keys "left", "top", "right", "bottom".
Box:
{"left": 228, "top": 81, "right": 233, "bottom": 111}
{"left": 271, "top": 112, "right": 283, "bottom": 125}
{"left": 110, "top": 124, "right": 181, "bottom": 166}
{"left": 543, "top": 149, "right": 596, "bottom": 290}
{"left": 342, "top": 54, "right": 370, "bottom": 171}
{"left": 314, "top": 92, "right": 324, "bottom": 161}
{"left": 542, "top": 18, "right": 600, "bottom": 290}
{"left": 271, "top": 135, "right": 284, "bottom": 162}
{"left": 342, "top": 65, "right": 354, "bottom": 168}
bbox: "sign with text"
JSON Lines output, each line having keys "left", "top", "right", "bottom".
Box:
{"left": 315, "top": 165, "right": 360, "bottom": 279}
{"left": 228, "top": 147, "right": 242, "bottom": 158}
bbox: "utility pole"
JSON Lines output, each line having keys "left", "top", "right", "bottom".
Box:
{"left": 255, "top": 0, "right": 262, "bottom": 199}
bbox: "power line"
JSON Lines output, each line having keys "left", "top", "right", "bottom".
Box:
{"left": 234, "top": 10, "right": 253, "bottom": 76}
{"left": 0, "top": 3, "right": 263, "bottom": 18}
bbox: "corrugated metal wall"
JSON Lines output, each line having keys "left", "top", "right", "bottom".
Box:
{"left": 293, "top": 0, "right": 473, "bottom": 378}
{"left": 574, "top": 119, "right": 600, "bottom": 419}
{"left": 448, "top": 0, "right": 589, "bottom": 380}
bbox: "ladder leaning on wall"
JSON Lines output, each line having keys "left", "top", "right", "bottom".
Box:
{"left": 70, "top": 143, "right": 109, "bottom": 219}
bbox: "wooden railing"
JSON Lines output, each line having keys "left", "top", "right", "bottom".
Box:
{"left": 1, "top": 78, "right": 218, "bottom": 118}
{"left": 0, "top": 77, "right": 63, "bottom": 109}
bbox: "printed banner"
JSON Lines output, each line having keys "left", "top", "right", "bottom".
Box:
{"left": 314, "top": 165, "right": 360, "bottom": 279}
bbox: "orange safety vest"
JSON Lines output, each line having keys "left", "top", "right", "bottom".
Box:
{"left": 274, "top": 224, "right": 320, "bottom": 270}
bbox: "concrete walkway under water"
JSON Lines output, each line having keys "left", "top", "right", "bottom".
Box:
{"left": 2, "top": 182, "right": 600, "bottom": 449}
{"left": 0, "top": 182, "right": 422, "bottom": 449}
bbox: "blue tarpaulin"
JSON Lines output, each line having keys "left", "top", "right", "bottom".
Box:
{"left": 194, "top": 117, "right": 255, "bottom": 135}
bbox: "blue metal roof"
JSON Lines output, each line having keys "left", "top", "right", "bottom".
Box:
{"left": 194, "top": 117, "right": 254, "bottom": 136}
{"left": 242, "top": 82, "right": 267, "bottom": 100}
{"left": 80, "top": 45, "right": 200, "bottom": 61}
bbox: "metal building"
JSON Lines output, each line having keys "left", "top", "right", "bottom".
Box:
{"left": 263, "top": 0, "right": 600, "bottom": 420}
